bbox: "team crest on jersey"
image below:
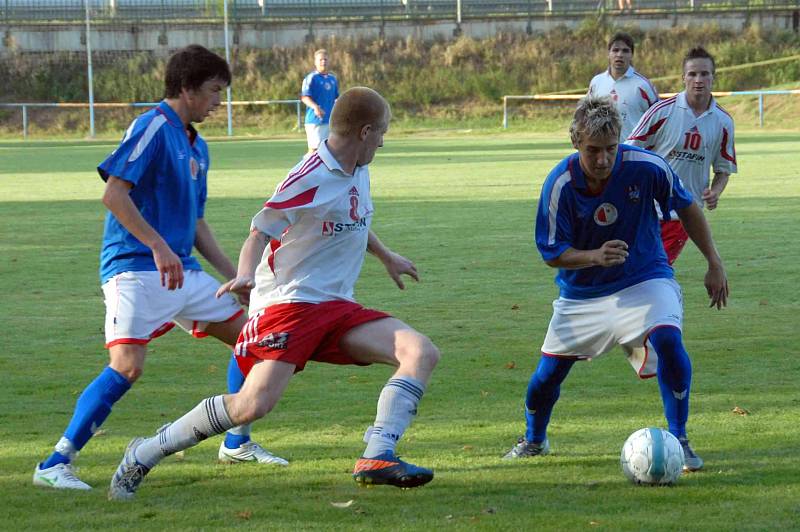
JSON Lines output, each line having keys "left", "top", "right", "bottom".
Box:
{"left": 349, "top": 186, "right": 359, "bottom": 196}
{"left": 610, "top": 89, "right": 619, "bottom": 102}
{"left": 324, "top": 82, "right": 332, "bottom": 90}
{"left": 257, "top": 332, "right": 289, "bottom": 350}
{"left": 594, "top": 203, "right": 618, "bottom": 226}
{"left": 189, "top": 157, "right": 199, "bottom": 180}
{"left": 627, "top": 184, "right": 640, "bottom": 203}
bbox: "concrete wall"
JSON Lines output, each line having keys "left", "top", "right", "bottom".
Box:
{"left": 2, "top": 11, "right": 798, "bottom": 54}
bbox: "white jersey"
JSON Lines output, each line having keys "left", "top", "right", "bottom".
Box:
{"left": 625, "top": 91, "right": 737, "bottom": 209}
{"left": 249, "top": 140, "right": 373, "bottom": 314}
{"left": 588, "top": 66, "right": 659, "bottom": 140}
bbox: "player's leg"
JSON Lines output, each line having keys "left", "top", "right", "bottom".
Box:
{"left": 177, "top": 272, "right": 288, "bottom": 466}
{"left": 108, "top": 358, "right": 295, "bottom": 500}
{"left": 341, "top": 317, "right": 440, "bottom": 488}
{"left": 505, "top": 355, "right": 576, "bottom": 459}
{"left": 648, "top": 325, "right": 703, "bottom": 471}
{"left": 33, "top": 343, "right": 142, "bottom": 490}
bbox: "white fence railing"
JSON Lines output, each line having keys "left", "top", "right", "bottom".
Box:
{"left": 502, "top": 90, "right": 800, "bottom": 129}
{"left": 0, "top": 99, "right": 303, "bottom": 139}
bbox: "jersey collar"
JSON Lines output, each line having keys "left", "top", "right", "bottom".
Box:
{"left": 156, "top": 100, "right": 185, "bottom": 129}
{"left": 606, "top": 65, "right": 636, "bottom": 80}
{"left": 677, "top": 90, "right": 717, "bottom": 118}
{"left": 316, "top": 140, "right": 350, "bottom": 176}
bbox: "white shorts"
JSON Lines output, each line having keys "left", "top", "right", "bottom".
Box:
{"left": 101, "top": 270, "right": 244, "bottom": 348}
{"left": 541, "top": 278, "right": 683, "bottom": 379}
{"left": 304, "top": 123, "right": 330, "bottom": 150}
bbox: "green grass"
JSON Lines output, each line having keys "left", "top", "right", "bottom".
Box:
{"left": 1, "top": 132, "right": 799, "bottom": 530}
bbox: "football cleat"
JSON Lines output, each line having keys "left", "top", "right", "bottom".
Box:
{"left": 108, "top": 438, "right": 151, "bottom": 501}
{"left": 218, "top": 441, "right": 289, "bottom": 466}
{"left": 352, "top": 451, "right": 433, "bottom": 488}
{"left": 679, "top": 437, "right": 704, "bottom": 471}
{"left": 503, "top": 437, "right": 550, "bottom": 459}
{"left": 33, "top": 462, "right": 92, "bottom": 490}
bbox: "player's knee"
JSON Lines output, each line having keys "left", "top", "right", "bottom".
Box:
{"left": 650, "top": 326, "right": 684, "bottom": 357}
{"left": 110, "top": 362, "right": 143, "bottom": 383}
{"left": 400, "top": 333, "right": 440, "bottom": 373}
{"left": 229, "top": 393, "right": 274, "bottom": 424}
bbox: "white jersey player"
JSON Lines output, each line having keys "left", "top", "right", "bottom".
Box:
{"left": 108, "top": 87, "right": 441, "bottom": 500}
{"left": 626, "top": 46, "right": 736, "bottom": 263}
{"left": 588, "top": 32, "right": 658, "bottom": 140}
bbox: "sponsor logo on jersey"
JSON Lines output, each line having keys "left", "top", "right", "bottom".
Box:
{"left": 320, "top": 218, "right": 368, "bottom": 236}
{"left": 594, "top": 203, "right": 618, "bottom": 226}
{"left": 349, "top": 186, "right": 359, "bottom": 196}
{"left": 257, "top": 332, "right": 289, "bottom": 350}
{"left": 627, "top": 184, "right": 640, "bottom": 203}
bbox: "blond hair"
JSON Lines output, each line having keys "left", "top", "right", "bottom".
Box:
{"left": 569, "top": 96, "right": 621, "bottom": 145}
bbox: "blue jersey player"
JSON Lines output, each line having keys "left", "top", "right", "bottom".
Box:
{"left": 504, "top": 96, "right": 728, "bottom": 472}
{"left": 34, "top": 45, "right": 286, "bottom": 491}
{"left": 301, "top": 49, "right": 339, "bottom": 153}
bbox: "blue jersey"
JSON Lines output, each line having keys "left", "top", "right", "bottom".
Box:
{"left": 535, "top": 144, "right": 693, "bottom": 299}
{"left": 301, "top": 71, "right": 339, "bottom": 125}
{"left": 97, "top": 101, "right": 209, "bottom": 283}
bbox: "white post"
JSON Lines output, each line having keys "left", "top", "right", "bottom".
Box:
{"left": 223, "top": 0, "right": 233, "bottom": 137}
{"left": 84, "top": 0, "right": 95, "bottom": 138}
{"left": 456, "top": 0, "right": 462, "bottom": 24}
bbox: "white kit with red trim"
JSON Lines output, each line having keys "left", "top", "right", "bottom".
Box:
{"left": 626, "top": 91, "right": 737, "bottom": 209}
{"left": 248, "top": 140, "right": 374, "bottom": 314}
{"left": 589, "top": 66, "right": 659, "bottom": 140}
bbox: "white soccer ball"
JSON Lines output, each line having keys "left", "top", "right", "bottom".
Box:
{"left": 620, "top": 427, "right": 685, "bottom": 485}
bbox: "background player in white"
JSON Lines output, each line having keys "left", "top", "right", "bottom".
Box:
{"left": 504, "top": 96, "right": 728, "bottom": 472}
{"left": 108, "top": 87, "right": 440, "bottom": 500}
{"left": 301, "top": 49, "right": 339, "bottom": 153}
{"left": 33, "top": 45, "right": 284, "bottom": 491}
{"left": 626, "top": 46, "right": 736, "bottom": 264}
{"left": 588, "top": 32, "right": 659, "bottom": 141}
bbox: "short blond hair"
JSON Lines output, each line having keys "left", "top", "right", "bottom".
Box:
{"left": 569, "top": 96, "right": 621, "bottom": 145}
{"left": 314, "top": 48, "right": 328, "bottom": 58}
{"left": 330, "top": 87, "right": 391, "bottom": 137}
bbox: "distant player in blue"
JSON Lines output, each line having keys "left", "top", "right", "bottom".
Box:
{"left": 301, "top": 48, "right": 339, "bottom": 153}
{"left": 504, "top": 96, "right": 728, "bottom": 472}
{"left": 34, "top": 45, "right": 285, "bottom": 491}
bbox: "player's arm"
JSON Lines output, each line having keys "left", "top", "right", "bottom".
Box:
{"left": 194, "top": 218, "right": 237, "bottom": 280}
{"left": 544, "top": 241, "right": 629, "bottom": 269}
{"left": 702, "top": 171, "right": 730, "bottom": 210}
{"left": 301, "top": 95, "right": 324, "bottom": 119}
{"left": 102, "top": 175, "right": 184, "bottom": 290}
{"left": 215, "top": 229, "right": 269, "bottom": 300}
{"left": 676, "top": 203, "right": 728, "bottom": 309}
{"left": 367, "top": 230, "right": 419, "bottom": 290}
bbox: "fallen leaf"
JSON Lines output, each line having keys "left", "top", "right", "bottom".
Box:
{"left": 483, "top": 507, "right": 496, "bottom": 514}
{"left": 236, "top": 511, "right": 252, "bottom": 520}
{"left": 505, "top": 361, "right": 516, "bottom": 369}
{"left": 511, "top": 304, "right": 520, "bottom": 310}
{"left": 445, "top": 515, "right": 454, "bottom": 520}
{"left": 330, "top": 500, "right": 354, "bottom": 508}
{"left": 732, "top": 406, "right": 750, "bottom": 416}
{"left": 480, "top": 390, "right": 490, "bottom": 398}
{"left": 207, "top": 364, "right": 218, "bottom": 373}
{"left": 462, "top": 445, "right": 474, "bottom": 451}
{"left": 759, "top": 300, "right": 769, "bottom": 306}
{"left": 589, "top": 521, "right": 600, "bottom": 526}
{"left": 93, "top": 429, "right": 107, "bottom": 437}
{"left": 174, "top": 450, "right": 185, "bottom": 461}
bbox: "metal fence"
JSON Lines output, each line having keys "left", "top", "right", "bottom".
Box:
{"left": 2, "top": 0, "right": 799, "bottom": 23}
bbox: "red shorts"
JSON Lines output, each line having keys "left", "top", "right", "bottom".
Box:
{"left": 233, "top": 301, "right": 390, "bottom": 376}
{"left": 660, "top": 219, "right": 689, "bottom": 265}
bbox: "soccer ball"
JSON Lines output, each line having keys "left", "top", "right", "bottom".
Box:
{"left": 620, "top": 427, "right": 685, "bottom": 485}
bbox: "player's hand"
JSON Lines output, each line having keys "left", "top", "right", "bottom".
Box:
{"left": 216, "top": 276, "right": 255, "bottom": 300}
{"left": 704, "top": 263, "right": 728, "bottom": 310}
{"left": 702, "top": 188, "right": 721, "bottom": 210}
{"left": 314, "top": 106, "right": 325, "bottom": 119}
{"left": 152, "top": 241, "right": 184, "bottom": 290}
{"left": 595, "top": 240, "right": 629, "bottom": 267}
{"left": 382, "top": 251, "right": 419, "bottom": 290}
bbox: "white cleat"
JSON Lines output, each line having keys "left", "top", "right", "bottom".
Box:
{"left": 218, "top": 441, "right": 289, "bottom": 466}
{"left": 33, "top": 462, "right": 92, "bottom": 490}
{"left": 108, "top": 438, "right": 151, "bottom": 501}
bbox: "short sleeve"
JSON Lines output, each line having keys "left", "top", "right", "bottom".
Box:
{"left": 712, "top": 122, "right": 737, "bottom": 176}
{"left": 301, "top": 73, "right": 314, "bottom": 97}
{"left": 97, "top": 116, "right": 163, "bottom": 186}
{"left": 535, "top": 172, "right": 574, "bottom": 261}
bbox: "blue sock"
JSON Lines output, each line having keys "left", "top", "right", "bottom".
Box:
{"left": 652, "top": 326, "right": 692, "bottom": 439}
{"left": 42, "top": 366, "right": 131, "bottom": 469}
{"left": 224, "top": 353, "right": 250, "bottom": 449}
{"left": 524, "top": 356, "right": 575, "bottom": 443}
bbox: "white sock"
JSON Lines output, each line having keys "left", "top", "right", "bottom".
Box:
{"left": 363, "top": 377, "right": 425, "bottom": 459}
{"left": 134, "top": 395, "right": 234, "bottom": 468}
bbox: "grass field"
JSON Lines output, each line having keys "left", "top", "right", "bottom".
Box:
{"left": 1, "top": 132, "right": 799, "bottom": 530}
